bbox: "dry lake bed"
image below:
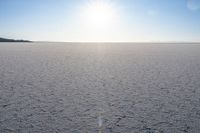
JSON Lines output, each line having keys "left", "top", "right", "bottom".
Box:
{"left": 0, "top": 42, "right": 200, "bottom": 133}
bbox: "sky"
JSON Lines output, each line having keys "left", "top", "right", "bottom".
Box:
{"left": 0, "top": 0, "right": 200, "bottom": 42}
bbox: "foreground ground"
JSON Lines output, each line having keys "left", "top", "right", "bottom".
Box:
{"left": 0, "top": 43, "right": 200, "bottom": 133}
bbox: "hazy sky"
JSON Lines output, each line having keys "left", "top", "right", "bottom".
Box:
{"left": 0, "top": 0, "right": 200, "bottom": 42}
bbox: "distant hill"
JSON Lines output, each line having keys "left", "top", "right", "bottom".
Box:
{"left": 0, "top": 37, "right": 31, "bottom": 42}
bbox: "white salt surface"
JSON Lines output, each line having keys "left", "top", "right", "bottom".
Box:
{"left": 0, "top": 42, "right": 200, "bottom": 133}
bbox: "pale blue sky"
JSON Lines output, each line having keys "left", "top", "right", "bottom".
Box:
{"left": 0, "top": 0, "right": 200, "bottom": 42}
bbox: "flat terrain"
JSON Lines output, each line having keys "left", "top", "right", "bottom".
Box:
{"left": 0, "top": 43, "right": 200, "bottom": 133}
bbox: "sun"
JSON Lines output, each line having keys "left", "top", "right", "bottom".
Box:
{"left": 82, "top": 0, "right": 116, "bottom": 28}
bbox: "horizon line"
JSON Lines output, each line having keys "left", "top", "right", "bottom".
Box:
{"left": 33, "top": 41, "right": 200, "bottom": 43}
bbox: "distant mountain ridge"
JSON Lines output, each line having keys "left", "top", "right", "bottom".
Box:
{"left": 0, "top": 37, "right": 31, "bottom": 42}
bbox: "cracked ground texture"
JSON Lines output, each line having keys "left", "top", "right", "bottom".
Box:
{"left": 0, "top": 43, "right": 200, "bottom": 133}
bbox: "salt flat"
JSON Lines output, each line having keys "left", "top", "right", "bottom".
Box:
{"left": 0, "top": 42, "right": 200, "bottom": 133}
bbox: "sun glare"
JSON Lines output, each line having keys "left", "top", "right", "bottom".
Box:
{"left": 82, "top": 1, "right": 116, "bottom": 28}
